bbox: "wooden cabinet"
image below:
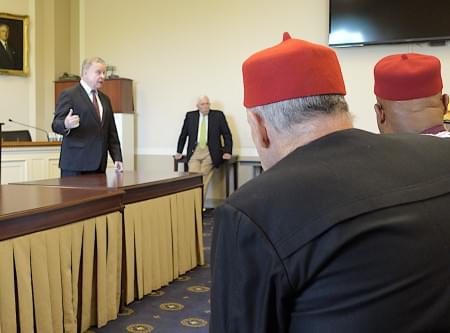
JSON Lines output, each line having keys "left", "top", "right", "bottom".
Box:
{"left": 54, "top": 78, "right": 134, "bottom": 113}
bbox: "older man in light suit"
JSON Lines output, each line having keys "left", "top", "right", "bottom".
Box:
{"left": 175, "top": 96, "right": 233, "bottom": 198}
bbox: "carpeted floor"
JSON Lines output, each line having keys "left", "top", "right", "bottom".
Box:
{"left": 89, "top": 210, "right": 214, "bottom": 333}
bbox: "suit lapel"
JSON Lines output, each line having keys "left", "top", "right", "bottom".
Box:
{"left": 76, "top": 84, "right": 101, "bottom": 125}
{"left": 3, "top": 44, "right": 13, "bottom": 61}
{"left": 98, "top": 92, "right": 109, "bottom": 127}
{"left": 207, "top": 110, "right": 214, "bottom": 138}
{"left": 193, "top": 110, "right": 200, "bottom": 141}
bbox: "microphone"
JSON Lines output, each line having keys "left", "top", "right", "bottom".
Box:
{"left": 8, "top": 118, "right": 50, "bottom": 141}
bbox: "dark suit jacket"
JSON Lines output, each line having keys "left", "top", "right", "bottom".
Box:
{"left": 52, "top": 83, "right": 122, "bottom": 172}
{"left": 0, "top": 42, "right": 19, "bottom": 70}
{"left": 176, "top": 110, "right": 232, "bottom": 168}
{"left": 211, "top": 129, "right": 450, "bottom": 333}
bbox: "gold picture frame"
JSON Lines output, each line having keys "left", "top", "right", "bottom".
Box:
{"left": 0, "top": 12, "right": 29, "bottom": 76}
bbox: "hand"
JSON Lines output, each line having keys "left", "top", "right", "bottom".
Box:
{"left": 114, "top": 161, "right": 123, "bottom": 172}
{"left": 175, "top": 153, "right": 183, "bottom": 160}
{"left": 64, "top": 109, "right": 80, "bottom": 129}
{"left": 222, "top": 153, "right": 232, "bottom": 160}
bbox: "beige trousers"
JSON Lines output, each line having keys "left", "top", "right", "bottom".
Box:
{"left": 188, "top": 146, "right": 214, "bottom": 200}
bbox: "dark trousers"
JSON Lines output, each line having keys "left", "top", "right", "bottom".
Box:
{"left": 60, "top": 169, "right": 104, "bottom": 177}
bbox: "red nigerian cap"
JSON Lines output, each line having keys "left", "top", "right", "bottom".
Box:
{"left": 242, "top": 32, "right": 346, "bottom": 108}
{"left": 374, "top": 53, "right": 443, "bottom": 101}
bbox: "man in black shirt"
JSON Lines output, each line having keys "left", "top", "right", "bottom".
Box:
{"left": 210, "top": 33, "right": 450, "bottom": 333}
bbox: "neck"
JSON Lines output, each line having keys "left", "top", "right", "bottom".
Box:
{"left": 390, "top": 107, "right": 445, "bottom": 134}
{"left": 267, "top": 113, "right": 353, "bottom": 169}
{"left": 80, "top": 79, "right": 95, "bottom": 92}
{"left": 380, "top": 95, "right": 446, "bottom": 134}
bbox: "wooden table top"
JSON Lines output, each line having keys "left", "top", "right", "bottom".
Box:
{"left": 0, "top": 185, "right": 123, "bottom": 241}
{"left": 2, "top": 141, "right": 62, "bottom": 148}
{"left": 13, "top": 170, "right": 203, "bottom": 204}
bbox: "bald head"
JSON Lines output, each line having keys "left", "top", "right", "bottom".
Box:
{"left": 373, "top": 53, "right": 447, "bottom": 134}
{"left": 374, "top": 93, "right": 449, "bottom": 134}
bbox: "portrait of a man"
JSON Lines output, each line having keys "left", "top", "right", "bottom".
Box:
{"left": 0, "top": 23, "right": 20, "bottom": 70}
{"left": 0, "top": 13, "right": 29, "bottom": 75}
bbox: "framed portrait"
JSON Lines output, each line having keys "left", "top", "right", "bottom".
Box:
{"left": 0, "top": 13, "right": 29, "bottom": 76}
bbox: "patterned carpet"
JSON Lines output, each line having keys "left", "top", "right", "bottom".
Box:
{"left": 89, "top": 210, "right": 214, "bottom": 333}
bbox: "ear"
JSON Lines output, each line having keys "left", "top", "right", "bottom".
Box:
{"left": 247, "top": 111, "right": 270, "bottom": 148}
{"left": 374, "top": 103, "right": 387, "bottom": 133}
{"left": 374, "top": 103, "right": 385, "bottom": 124}
{"left": 442, "top": 93, "right": 449, "bottom": 116}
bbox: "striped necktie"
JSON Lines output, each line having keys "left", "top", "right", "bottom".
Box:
{"left": 91, "top": 90, "right": 101, "bottom": 121}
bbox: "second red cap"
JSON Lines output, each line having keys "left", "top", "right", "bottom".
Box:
{"left": 374, "top": 53, "right": 443, "bottom": 101}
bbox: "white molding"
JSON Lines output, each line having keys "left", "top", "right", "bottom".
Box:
{"left": 29, "top": 0, "right": 36, "bottom": 139}
{"left": 136, "top": 146, "right": 258, "bottom": 157}
{"left": 237, "top": 147, "right": 258, "bottom": 156}
{"left": 137, "top": 147, "right": 174, "bottom": 155}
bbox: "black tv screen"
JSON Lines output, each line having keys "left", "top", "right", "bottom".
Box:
{"left": 329, "top": 0, "right": 450, "bottom": 47}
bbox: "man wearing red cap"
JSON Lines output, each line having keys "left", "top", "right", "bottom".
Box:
{"left": 373, "top": 53, "right": 449, "bottom": 137}
{"left": 210, "top": 33, "right": 450, "bottom": 332}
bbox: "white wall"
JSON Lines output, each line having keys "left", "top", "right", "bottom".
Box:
{"left": 80, "top": 0, "right": 330, "bottom": 156}
{"left": 3, "top": 1, "right": 449, "bottom": 198}
{"left": 80, "top": 0, "right": 450, "bottom": 156}
{"left": 0, "top": 0, "right": 34, "bottom": 135}
{"left": 0, "top": 0, "right": 74, "bottom": 141}
{"left": 338, "top": 43, "right": 450, "bottom": 132}
{"left": 2, "top": 1, "right": 449, "bottom": 150}
{"left": 79, "top": 0, "right": 450, "bottom": 199}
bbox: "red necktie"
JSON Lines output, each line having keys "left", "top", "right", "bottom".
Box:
{"left": 91, "top": 90, "right": 101, "bottom": 121}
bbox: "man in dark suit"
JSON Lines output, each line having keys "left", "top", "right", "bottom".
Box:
{"left": 0, "top": 24, "right": 20, "bottom": 70}
{"left": 52, "top": 57, "right": 123, "bottom": 177}
{"left": 175, "top": 96, "right": 232, "bottom": 198}
{"left": 210, "top": 33, "right": 450, "bottom": 332}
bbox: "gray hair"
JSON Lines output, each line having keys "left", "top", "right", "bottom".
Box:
{"left": 197, "top": 95, "right": 210, "bottom": 104}
{"left": 81, "top": 57, "right": 106, "bottom": 74}
{"left": 248, "top": 94, "right": 349, "bottom": 133}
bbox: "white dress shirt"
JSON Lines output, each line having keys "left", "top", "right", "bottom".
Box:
{"left": 80, "top": 80, "right": 103, "bottom": 120}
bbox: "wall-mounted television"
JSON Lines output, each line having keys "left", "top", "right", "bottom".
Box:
{"left": 329, "top": 0, "right": 450, "bottom": 47}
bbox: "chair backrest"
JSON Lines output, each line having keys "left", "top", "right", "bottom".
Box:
{"left": 1, "top": 130, "right": 32, "bottom": 142}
